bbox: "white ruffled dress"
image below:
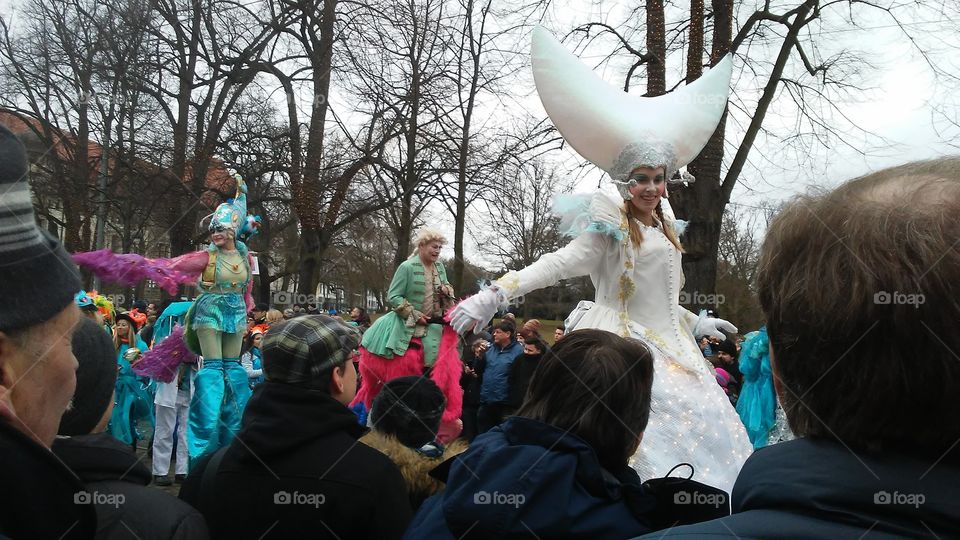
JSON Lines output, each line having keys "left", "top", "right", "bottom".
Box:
{"left": 496, "top": 192, "right": 752, "bottom": 493}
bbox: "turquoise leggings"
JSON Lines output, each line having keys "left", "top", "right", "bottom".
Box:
{"left": 188, "top": 329, "right": 251, "bottom": 466}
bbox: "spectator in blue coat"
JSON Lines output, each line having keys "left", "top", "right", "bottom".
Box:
{"left": 406, "top": 329, "right": 728, "bottom": 540}
{"left": 476, "top": 320, "right": 523, "bottom": 433}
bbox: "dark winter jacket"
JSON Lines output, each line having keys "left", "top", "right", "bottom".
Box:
{"left": 459, "top": 344, "right": 485, "bottom": 407}
{"left": 636, "top": 437, "right": 960, "bottom": 539}
{"left": 180, "top": 381, "right": 412, "bottom": 539}
{"left": 405, "top": 416, "right": 686, "bottom": 539}
{"left": 52, "top": 432, "right": 208, "bottom": 539}
{"left": 360, "top": 430, "right": 469, "bottom": 511}
{"left": 506, "top": 353, "right": 541, "bottom": 408}
{"left": 478, "top": 340, "right": 523, "bottom": 404}
{"left": 0, "top": 419, "right": 96, "bottom": 539}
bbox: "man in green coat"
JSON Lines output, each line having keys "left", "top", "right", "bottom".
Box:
{"left": 351, "top": 228, "right": 464, "bottom": 437}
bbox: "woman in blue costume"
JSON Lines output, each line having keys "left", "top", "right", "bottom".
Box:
{"left": 73, "top": 172, "right": 261, "bottom": 464}
{"left": 240, "top": 327, "right": 265, "bottom": 390}
{"left": 736, "top": 327, "right": 794, "bottom": 448}
{"left": 110, "top": 311, "right": 154, "bottom": 448}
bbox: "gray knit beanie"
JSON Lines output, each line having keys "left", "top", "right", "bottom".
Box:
{"left": 0, "top": 123, "right": 82, "bottom": 332}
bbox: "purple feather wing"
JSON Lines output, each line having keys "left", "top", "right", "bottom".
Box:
{"left": 133, "top": 325, "right": 199, "bottom": 382}
{"left": 72, "top": 249, "right": 196, "bottom": 296}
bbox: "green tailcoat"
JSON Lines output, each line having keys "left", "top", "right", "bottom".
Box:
{"left": 360, "top": 256, "right": 450, "bottom": 366}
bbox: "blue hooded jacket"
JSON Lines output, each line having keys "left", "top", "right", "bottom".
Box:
{"left": 479, "top": 339, "right": 523, "bottom": 404}
{"left": 404, "top": 416, "right": 657, "bottom": 539}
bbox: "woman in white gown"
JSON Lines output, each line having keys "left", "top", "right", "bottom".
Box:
{"left": 450, "top": 28, "right": 752, "bottom": 493}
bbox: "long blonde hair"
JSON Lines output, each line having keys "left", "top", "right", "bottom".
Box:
{"left": 113, "top": 320, "right": 137, "bottom": 352}
{"left": 625, "top": 201, "right": 683, "bottom": 252}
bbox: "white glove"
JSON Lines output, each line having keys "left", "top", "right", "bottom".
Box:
{"left": 448, "top": 287, "right": 503, "bottom": 335}
{"left": 695, "top": 315, "right": 738, "bottom": 341}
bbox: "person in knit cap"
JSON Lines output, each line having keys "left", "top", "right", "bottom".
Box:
{"left": 361, "top": 376, "right": 468, "bottom": 511}
{"left": 0, "top": 123, "right": 95, "bottom": 538}
{"left": 180, "top": 315, "right": 412, "bottom": 539}
{"left": 52, "top": 317, "right": 209, "bottom": 539}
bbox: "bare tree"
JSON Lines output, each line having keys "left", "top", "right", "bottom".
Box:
{"left": 572, "top": 0, "right": 957, "bottom": 309}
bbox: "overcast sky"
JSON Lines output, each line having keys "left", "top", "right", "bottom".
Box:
{"left": 3, "top": 0, "right": 958, "bottom": 267}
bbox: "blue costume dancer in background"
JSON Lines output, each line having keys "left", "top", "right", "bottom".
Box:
{"left": 110, "top": 311, "right": 153, "bottom": 447}
{"left": 736, "top": 327, "right": 794, "bottom": 448}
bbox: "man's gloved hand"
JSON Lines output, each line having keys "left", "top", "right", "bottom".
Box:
{"left": 448, "top": 287, "right": 503, "bottom": 335}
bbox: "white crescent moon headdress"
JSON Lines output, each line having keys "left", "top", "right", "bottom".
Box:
{"left": 531, "top": 27, "right": 733, "bottom": 200}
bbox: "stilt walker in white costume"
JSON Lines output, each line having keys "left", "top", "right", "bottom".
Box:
{"left": 449, "top": 27, "right": 752, "bottom": 492}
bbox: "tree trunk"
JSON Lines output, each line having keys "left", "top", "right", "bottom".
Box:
{"left": 451, "top": 0, "right": 484, "bottom": 294}
{"left": 645, "top": 0, "right": 665, "bottom": 96}
{"left": 295, "top": 0, "right": 338, "bottom": 295}
{"left": 167, "top": 0, "right": 203, "bottom": 258}
{"left": 670, "top": 0, "right": 733, "bottom": 312}
{"left": 393, "top": 51, "right": 422, "bottom": 269}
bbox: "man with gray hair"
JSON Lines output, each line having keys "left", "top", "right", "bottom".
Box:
{"left": 0, "top": 123, "right": 96, "bottom": 537}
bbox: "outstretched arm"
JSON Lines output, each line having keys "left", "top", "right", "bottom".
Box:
{"left": 449, "top": 232, "right": 608, "bottom": 334}
{"left": 73, "top": 249, "right": 209, "bottom": 296}
{"left": 495, "top": 232, "right": 608, "bottom": 299}
{"left": 232, "top": 173, "right": 247, "bottom": 219}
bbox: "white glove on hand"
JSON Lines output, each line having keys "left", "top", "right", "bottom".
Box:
{"left": 695, "top": 315, "right": 738, "bottom": 341}
{"left": 448, "top": 287, "right": 503, "bottom": 335}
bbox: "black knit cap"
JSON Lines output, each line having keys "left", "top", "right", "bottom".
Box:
{"left": 59, "top": 317, "right": 118, "bottom": 435}
{"left": 370, "top": 376, "right": 446, "bottom": 449}
{"left": 0, "top": 124, "right": 82, "bottom": 332}
{"left": 713, "top": 337, "right": 738, "bottom": 358}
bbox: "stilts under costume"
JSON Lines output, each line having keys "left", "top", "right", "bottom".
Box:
{"left": 73, "top": 173, "right": 261, "bottom": 464}
{"left": 449, "top": 28, "right": 752, "bottom": 493}
{"left": 351, "top": 232, "right": 463, "bottom": 430}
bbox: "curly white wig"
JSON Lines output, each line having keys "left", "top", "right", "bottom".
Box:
{"left": 411, "top": 227, "right": 447, "bottom": 253}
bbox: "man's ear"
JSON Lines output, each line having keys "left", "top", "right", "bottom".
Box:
{"left": 769, "top": 342, "right": 784, "bottom": 404}
{"left": 0, "top": 331, "right": 21, "bottom": 422}
{"left": 329, "top": 364, "right": 345, "bottom": 396}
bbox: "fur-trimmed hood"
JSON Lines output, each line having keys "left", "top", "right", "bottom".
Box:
{"left": 360, "top": 431, "right": 468, "bottom": 509}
